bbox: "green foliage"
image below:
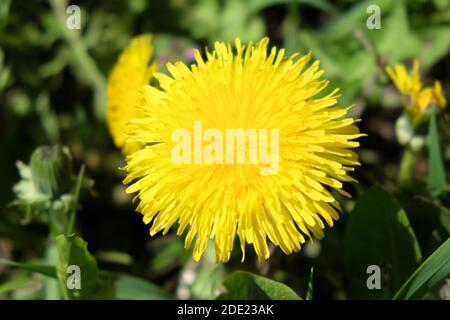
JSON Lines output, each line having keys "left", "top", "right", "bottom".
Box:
{"left": 105, "top": 273, "right": 171, "bottom": 300}
{"left": 0, "top": 276, "right": 41, "bottom": 296}
{"left": 55, "top": 234, "right": 171, "bottom": 299}
{"left": 0, "top": 234, "right": 171, "bottom": 300}
{"left": 344, "top": 186, "right": 422, "bottom": 299}
{"left": 175, "top": 244, "right": 225, "bottom": 300}
{"left": 297, "top": 0, "right": 450, "bottom": 105}
{"left": 428, "top": 108, "right": 447, "bottom": 196}
{"left": 306, "top": 267, "right": 314, "bottom": 300}
{"left": 56, "top": 234, "right": 100, "bottom": 299}
{"left": 0, "top": 259, "right": 57, "bottom": 278}
{"left": 220, "top": 271, "right": 301, "bottom": 300}
{"left": 394, "top": 238, "right": 450, "bottom": 300}
{"left": 174, "top": 0, "right": 265, "bottom": 42}
{"left": 399, "top": 197, "right": 449, "bottom": 250}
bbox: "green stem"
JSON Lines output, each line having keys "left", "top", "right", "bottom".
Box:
{"left": 66, "top": 165, "right": 85, "bottom": 235}
{"left": 44, "top": 238, "right": 60, "bottom": 299}
{"left": 398, "top": 147, "right": 416, "bottom": 188}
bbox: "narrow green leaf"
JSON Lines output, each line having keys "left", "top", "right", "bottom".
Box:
{"left": 66, "top": 165, "right": 85, "bottom": 235}
{"left": 440, "top": 207, "right": 450, "bottom": 235}
{"left": 306, "top": 267, "right": 314, "bottom": 300}
{"left": 344, "top": 186, "right": 422, "bottom": 299}
{"left": 394, "top": 238, "right": 450, "bottom": 300}
{"left": 220, "top": 271, "right": 301, "bottom": 300}
{"left": 0, "top": 258, "right": 56, "bottom": 278}
{"left": 0, "top": 276, "right": 42, "bottom": 295}
{"left": 428, "top": 108, "right": 447, "bottom": 196}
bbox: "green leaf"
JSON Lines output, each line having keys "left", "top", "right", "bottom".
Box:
{"left": 178, "top": 0, "right": 265, "bottom": 43}
{"left": 297, "top": 30, "right": 375, "bottom": 83}
{"left": 0, "top": 254, "right": 169, "bottom": 300}
{"left": 220, "top": 271, "right": 301, "bottom": 300}
{"left": 322, "top": 0, "right": 394, "bottom": 41}
{"left": 0, "top": 259, "right": 56, "bottom": 278}
{"left": 96, "top": 251, "right": 133, "bottom": 266}
{"left": 398, "top": 196, "right": 442, "bottom": 248}
{"left": 0, "top": 0, "right": 11, "bottom": 27}
{"left": 370, "top": 0, "right": 421, "bottom": 63}
{"left": 344, "top": 186, "right": 422, "bottom": 299}
{"left": 0, "top": 276, "right": 42, "bottom": 295}
{"left": 394, "top": 238, "right": 450, "bottom": 300}
{"left": 102, "top": 272, "right": 171, "bottom": 300}
{"left": 427, "top": 108, "right": 447, "bottom": 196}
{"left": 148, "top": 236, "right": 187, "bottom": 273}
{"left": 440, "top": 207, "right": 450, "bottom": 235}
{"left": 306, "top": 267, "right": 314, "bottom": 300}
{"left": 421, "top": 26, "right": 450, "bottom": 68}
{"left": 55, "top": 234, "right": 101, "bottom": 299}
{"left": 248, "top": 0, "right": 335, "bottom": 14}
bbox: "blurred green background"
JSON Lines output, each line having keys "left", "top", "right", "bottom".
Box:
{"left": 0, "top": 0, "right": 449, "bottom": 300}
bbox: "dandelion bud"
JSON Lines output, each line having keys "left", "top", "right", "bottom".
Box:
{"left": 30, "top": 145, "right": 73, "bottom": 198}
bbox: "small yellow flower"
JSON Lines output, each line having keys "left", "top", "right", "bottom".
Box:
{"left": 107, "top": 34, "right": 157, "bottom": 154}
{"left": 414, "top": 87, "right": 435, "bottom": 115}
{"left": 123, "top": 38, "right": 363, "bottom": 263}
{"left": 386, "top": 60, "right": 447, "bottom": 119}
{"left": 386, "top": 59, "right": 422, "bottom": 95}
{"left": 433, "top": 80, "right": 447, "bottom": 108}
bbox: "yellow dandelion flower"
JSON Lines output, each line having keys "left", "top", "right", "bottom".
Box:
{"left": 412, "top": 83, "right": 447, "bottom": 118}
{"left": 107, "top": 34, "right": 157, "bottom": 155}
{"left": 123, "top": 38, "right": 364, "bottom": 263}
{"left": 433, "top": 81, "right": 447, "bottom": 109}
{"left": 386, "top": 59, "right": 422, "bottom": 95}
{"left": 414, "top": 87, "right": 435, "bottom": 115}
{"left": 387, "top": 60, "right": 447, "bottom": 119}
